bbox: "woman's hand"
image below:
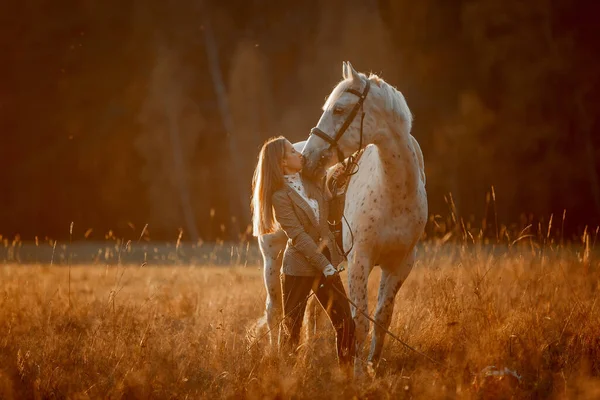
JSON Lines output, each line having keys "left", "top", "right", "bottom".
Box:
{"left": 329, "top": 164, "right": 345, "bottom": 182}
{"left": 326, "top": 164, "right": 347, "bottom": 198}
{"left": 323, "top": 264, "right": 338, "bottom": 278}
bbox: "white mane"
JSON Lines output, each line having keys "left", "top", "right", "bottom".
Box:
{"left": 322, "top": 78, "right": 353, "bottom": 111}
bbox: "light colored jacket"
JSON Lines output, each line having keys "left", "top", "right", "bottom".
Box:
{"left": 272, "top": 175, "right": 342, "bottom": 276}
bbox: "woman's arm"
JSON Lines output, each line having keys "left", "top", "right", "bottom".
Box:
{"left": 272, "top": 190, "right": 331, "bottom": 272}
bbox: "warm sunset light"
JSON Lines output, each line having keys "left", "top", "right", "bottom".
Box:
{"left": 1, "top": 1, "right": 599, "bottom": 398}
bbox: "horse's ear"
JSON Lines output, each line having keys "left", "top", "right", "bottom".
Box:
{"left": 342, "top": 61, "right": 349, "bottom": 79}
{"left": 347, "top": 62, "right": 360, "bottom": 81}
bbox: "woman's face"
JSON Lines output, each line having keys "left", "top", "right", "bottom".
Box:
{"left": 282, "top": 140, "right": 303, "bottom": 174}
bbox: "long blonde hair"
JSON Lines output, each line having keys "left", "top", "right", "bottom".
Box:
{"left": 251, "top": 136, "right": 287, "bottom": 236}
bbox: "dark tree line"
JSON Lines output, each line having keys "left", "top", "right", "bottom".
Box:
{"left": 1, "top": 0, "right": 599, "bottom": 241}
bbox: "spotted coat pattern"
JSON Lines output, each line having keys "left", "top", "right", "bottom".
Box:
{"left": 301, "top": 62, "right": 428, "bottom": 377}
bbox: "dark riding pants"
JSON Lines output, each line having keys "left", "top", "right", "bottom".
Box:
{"left": 281, "top": 271, "right": 355, "bottom": 366}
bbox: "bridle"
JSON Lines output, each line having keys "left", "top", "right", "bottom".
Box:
{"left": 309, "top": 79, "right": 371, "bottom": 162}
{"left": 309, "top": 79, "right": 371, "bottom": 260}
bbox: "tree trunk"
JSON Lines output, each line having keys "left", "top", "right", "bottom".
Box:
{"left": 577, "top": 97, "right": 600, "bottom": 216}
{"left": 202, "top": 12, "right": 247, "bottom": 237}
{"left": 165, "top": 101, "right": 200, "bottom": 241}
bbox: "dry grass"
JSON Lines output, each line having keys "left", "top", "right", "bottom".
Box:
{"left": 0, "top": 243, "right": 598, "bottom": 399}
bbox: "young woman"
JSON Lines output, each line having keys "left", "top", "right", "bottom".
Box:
{"left": 251, "top": 136, "right": 355, "bottom": 368}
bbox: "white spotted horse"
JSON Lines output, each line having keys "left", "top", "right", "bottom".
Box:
{"left": 302, "top": 62, "right": 427, "bottom": 376}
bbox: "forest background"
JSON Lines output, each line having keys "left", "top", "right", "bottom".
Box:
{"left": 2, "top": 0, "right": 599, "bottom": 242}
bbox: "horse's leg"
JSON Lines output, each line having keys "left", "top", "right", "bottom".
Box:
{"left": 259, "top": 231, "right": 286, "bottom": 348}
{"left": 347, "top": 250, "right": 373, "bottom": 377}
{"left": 368, "top": 249, "right": 415, "bottom": 366}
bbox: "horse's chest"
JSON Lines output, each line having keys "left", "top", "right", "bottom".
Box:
{"left": 342, "top": 145, "right": 427, "bottom": 251}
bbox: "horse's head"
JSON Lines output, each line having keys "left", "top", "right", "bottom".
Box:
{"left": 292, "top": 140, "right": 306, "bottom": 153}
{"left": 303, "top": 62, "right": 384, "bottom": 178}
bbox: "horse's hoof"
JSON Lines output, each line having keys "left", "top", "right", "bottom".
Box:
{"left": 353, "top": 364, "right": 364, "bottom": 379}
{"left": 367, "top": 361, "right": 376, "bottom": 378}
{"left": 353, "top": 359, "right": 374, "bottom": 381}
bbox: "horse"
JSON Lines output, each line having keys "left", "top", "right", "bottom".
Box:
{"left": 301, "top": 61, "right": 427, "bottom": 375}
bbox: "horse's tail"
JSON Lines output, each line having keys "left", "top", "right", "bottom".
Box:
{"left": 410, "top": 135, "right": 426, "bottom": 186}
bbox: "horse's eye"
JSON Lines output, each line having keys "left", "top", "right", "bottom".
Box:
{"left": 333, "top": 107, "right": 344, "bottom": 115}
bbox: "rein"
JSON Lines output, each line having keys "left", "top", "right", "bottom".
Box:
{"left": 310, "top": 79, "right": 371, "bottom": 261}
{"left": 247, "top": 265, "right": 442, "bottom": 368}
{"left": 327, "top": 148, "right": 364, "bottom": 259}
{"left": 327, "top": 271, "right": 442, "bottom": 367}
{"left": 310, "top": 79, "right": 370, "bottom": 163}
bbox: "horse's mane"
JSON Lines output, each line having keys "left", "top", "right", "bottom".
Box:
{"left": 322, "top": 72, "right": 413, "bottom": 133}
{"left": 322, "top": 78, "right": 353, "bottom": 111}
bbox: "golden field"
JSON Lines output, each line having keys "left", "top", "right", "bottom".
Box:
{"left": 0, "top": 242, "right": 598, "bottom": 399}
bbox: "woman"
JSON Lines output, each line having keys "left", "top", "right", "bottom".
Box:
{"left": 251, "top": 136, "right": 355, "bottom": 368}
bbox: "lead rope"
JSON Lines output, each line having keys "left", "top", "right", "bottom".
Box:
{"left": 328, "top": 104, "right": 366, "bottom": 259}
{"left": 328, "top": 147, "right": 363, "bottom": 260}
{"left": 320, "top": 267, "right": 442, "bottom": 367}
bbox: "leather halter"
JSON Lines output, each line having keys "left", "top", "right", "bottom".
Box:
{"left": 310, "top": 79, "right": 371, "bottom": 161}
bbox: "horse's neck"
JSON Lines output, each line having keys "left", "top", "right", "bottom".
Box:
{"left": 372, "top": 123, "right": 420, "bottom": 195}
